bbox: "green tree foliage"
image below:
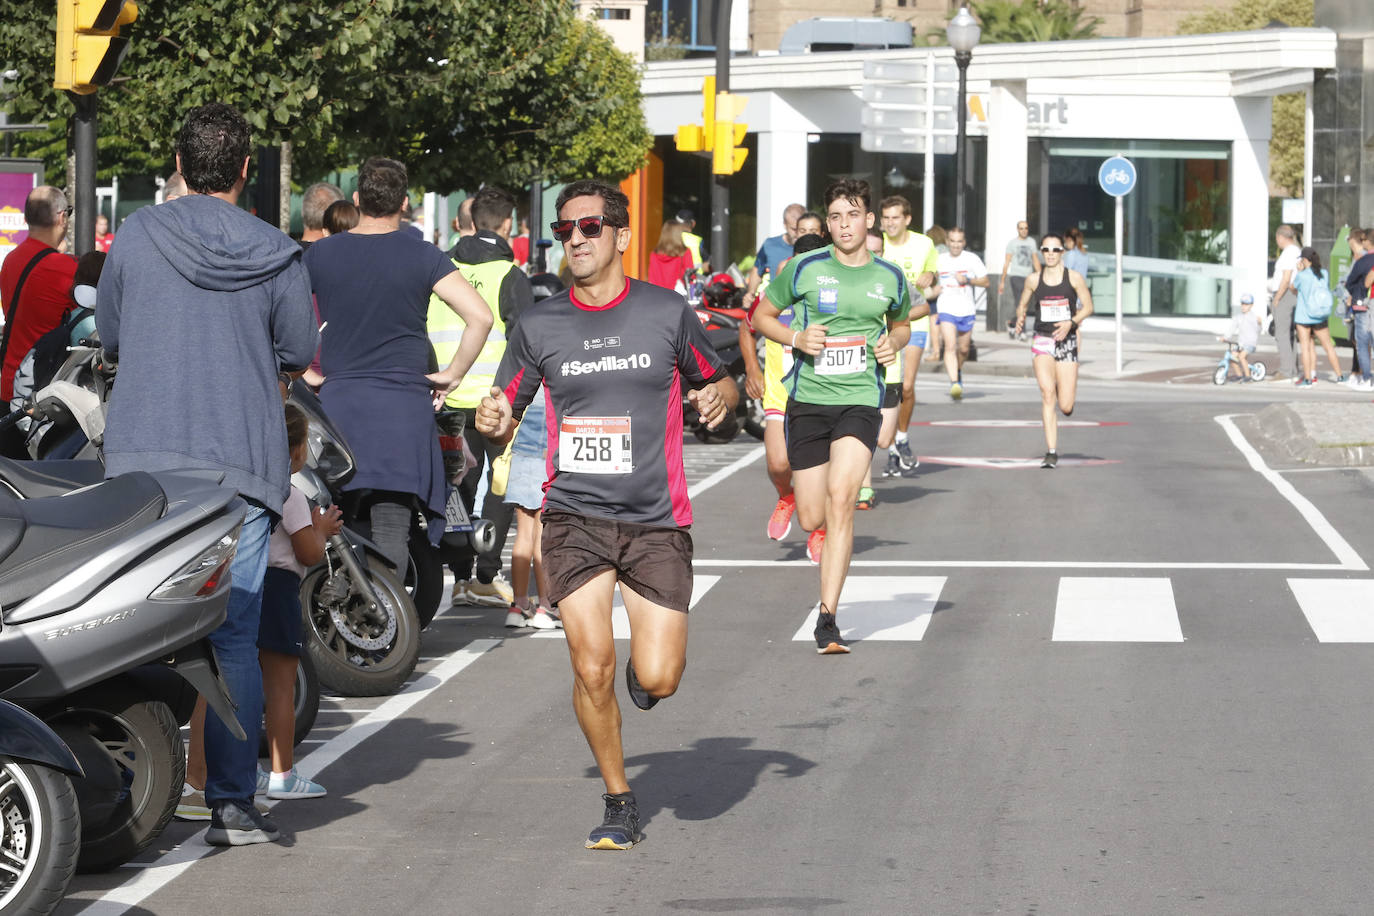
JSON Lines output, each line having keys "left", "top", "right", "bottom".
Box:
{"left": 0, "top": 0, "right": 650, "bottom": 191}
{"left": 923, "top": 0, "right": 1101, "bottom": 45}
{"left": 1178, "top": 0, "right": 1314, "bottom": 197}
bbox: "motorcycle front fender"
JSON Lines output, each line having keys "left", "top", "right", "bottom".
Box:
{"left": 170, "top": 640, "right": 247, "bottom": 741}
{"left": 0, "top": 699, "right": 83, "bottom": 777}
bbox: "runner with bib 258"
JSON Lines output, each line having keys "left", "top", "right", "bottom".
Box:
{"left": 749, "top": 179, "right": 911, "bottom": 655}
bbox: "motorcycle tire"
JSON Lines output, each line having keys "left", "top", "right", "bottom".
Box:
{"left": 49, "top": 689, "right": 183, "bottom": 873}
{"left": 407, "top": 535, "right": 443, "bottom": 630}
{"left": 0, "top": 758, "right": 81, "bottom": 916}
{"left": 257, "top": 651, "right": 321, "bottom": 757}
{"left": 302, "top": 563, "right": 420, "bottom": 697}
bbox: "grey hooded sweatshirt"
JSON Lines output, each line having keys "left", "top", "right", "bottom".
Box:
{"left": 97, "top": 193, "right": 318, "bottom": 510}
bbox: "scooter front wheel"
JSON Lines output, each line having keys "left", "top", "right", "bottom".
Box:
{"left": 0, "top": 758, "right": 80, "bottom": 915}
{"left": 302, "top": 564, "right": 420, "bottom": 697}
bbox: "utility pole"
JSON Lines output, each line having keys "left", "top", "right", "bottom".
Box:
{"left": 709, "top": 0, "right": 731, "bottom": 270}
{"left": 71, "top": 93, "right": 96, "bottom": 256}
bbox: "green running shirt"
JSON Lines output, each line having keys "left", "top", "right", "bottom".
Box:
{"left": 766, "top": 246, "right": 910, "bottom": 407}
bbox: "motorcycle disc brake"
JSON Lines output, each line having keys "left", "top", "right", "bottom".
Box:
{"left": 327, "top": 578, "right": 397, "bottom": 652}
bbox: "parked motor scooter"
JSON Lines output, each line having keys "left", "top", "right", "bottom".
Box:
{"left": 681, "top": 269, "right": 762, "bottom": 442}
{"left": 0, "top": 469, "right": 247, "bottom": 873}
{"left": 0, "top": 700, "right": 82, "bottom": 916}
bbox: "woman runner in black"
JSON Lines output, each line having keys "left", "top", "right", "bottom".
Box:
{"left": 1013, "top": 233, "right": 1094, "bottom": 468}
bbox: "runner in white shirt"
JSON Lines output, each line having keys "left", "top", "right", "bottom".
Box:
{"left": 933, "top": 227, "right": 988, "bottom": 400}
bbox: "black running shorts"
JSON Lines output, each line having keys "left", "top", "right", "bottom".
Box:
{"left": 541, "top": 510, "right": 694, "bottom": 612}
{"left": 258, "top": 567, "right": 304, "bottom": 656}
{"left": 784, "top": 399, "right": 881, "bottom": 470}
{"left": 883, "top": 382, "right": 901, "bottom": 409}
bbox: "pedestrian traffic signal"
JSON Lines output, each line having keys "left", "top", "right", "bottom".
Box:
{"left": 711, "top": 92, "right": 748, "bottom": 175}
{"left": 54, "top": 0, "right": 138, "bottom": 95}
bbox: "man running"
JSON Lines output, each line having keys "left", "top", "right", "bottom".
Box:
{"left": 879, "top": 196, "right": 936, "bottom": 475}
{"left": 740, "top": 217, "right": 825, "bottom": 548}
{"left": 1014, "top": 233, "right": 1094, "bottom": 468}
{"left": 475, "top": 180, "right": 737, "bottom": 850}
{"left": 750, "top": 179, "right": 910, "bottom": 654}
{"left": 934, "top": 226, "right": 987, "bottom": 400}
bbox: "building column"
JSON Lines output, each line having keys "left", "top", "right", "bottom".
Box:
{"left": 756, "top": 130, "right": 809, "bottom": 253}
{"left": 1231, "top": 98, "right": 1271, "bottom": 316}
{"left": 983, "top": 80, "right": 1028, "bottom": 329}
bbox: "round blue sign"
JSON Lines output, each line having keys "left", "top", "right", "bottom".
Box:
{"left": 1098, "top": 156, "right": 1137, "bottom": 197}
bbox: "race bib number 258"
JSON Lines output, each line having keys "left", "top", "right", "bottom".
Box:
{"left": 559, "top": 416, "right": 633, "bottom": 474}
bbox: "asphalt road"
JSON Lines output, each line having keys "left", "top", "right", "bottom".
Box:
{"left": 59, "top": 375, "right": 1374, "bottom": 916}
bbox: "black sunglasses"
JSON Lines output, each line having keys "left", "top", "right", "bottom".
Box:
{"left": 1041, "top": 246, "right": 1064, "bottom": 253}
{"left": 551, "top": 215, "right": 620, "bottom": 242}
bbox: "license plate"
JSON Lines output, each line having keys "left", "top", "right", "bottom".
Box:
{"left": 444, "top": 486, "right": 472, "bottom": 533}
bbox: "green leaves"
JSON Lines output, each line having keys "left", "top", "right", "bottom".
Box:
{"left": 1, "top": 0, "right": 650, "bottom": 190}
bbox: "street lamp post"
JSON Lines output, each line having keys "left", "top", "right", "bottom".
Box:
{"left": 946, "top": 7, "right": 980, "bottom": 230}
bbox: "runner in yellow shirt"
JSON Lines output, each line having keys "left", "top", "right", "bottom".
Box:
{"left": 880, "top": 195, "right": 937, "bottom": 477}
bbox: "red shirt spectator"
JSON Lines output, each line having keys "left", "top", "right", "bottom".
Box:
{"left": 646, "top": 219, "right": 696, "bottom": 291}
{"left": 0, "top": 188, "right": 79, "bottom": 400}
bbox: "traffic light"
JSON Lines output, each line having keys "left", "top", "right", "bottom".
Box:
{"left": 675, "top": 76, "right": 716, "bottom": 153}
{"left": 711, "top": 92, "right": 748, "bottom": 175}
{"left": 54, "top": 0, "right": 139, "bottom": 95}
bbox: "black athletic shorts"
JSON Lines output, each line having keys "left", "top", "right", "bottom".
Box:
{"left": 1297, "top": 320, "right": 1327, "bottom": 329}
{"left": 541, "top": 510, "right": 694, "bottom": 612}
{"left": 785, "top": 399, "right": 881, "bottom": 470}
{"left": 883, "top": 382, "right": 901, "bottom": 409}
{"left": 258, "top": 567, "right": 304, "bottom": 656}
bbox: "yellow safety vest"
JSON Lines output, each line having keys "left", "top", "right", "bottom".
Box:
{"left": 682, "top": 230, "right": 704, "bottom": 268}
{"left": 427, "top": 257, "right": 511, "bottom": 409}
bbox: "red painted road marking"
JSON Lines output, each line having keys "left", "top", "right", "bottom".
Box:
{"left": 912, "top": 420, "right": 1128, "bottom": 428}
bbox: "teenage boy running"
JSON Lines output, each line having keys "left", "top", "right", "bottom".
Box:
{"left": 750, "top": 179, "right": 911, "bottom": 654}
{"left": 879, "top": 196, "right": 937, "bottom": 475}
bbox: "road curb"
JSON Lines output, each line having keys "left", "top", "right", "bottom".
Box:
{"left": 1244, "top": 403, "right": 1374, "bottom": 467}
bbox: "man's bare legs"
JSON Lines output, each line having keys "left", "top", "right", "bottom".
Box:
{"left": 792, "top": 436, "right": 874, "bottom": 617}
{"left": 559, "top": 571, "right": 688, "bottom": 795}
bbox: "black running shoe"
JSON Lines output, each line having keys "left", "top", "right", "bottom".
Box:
{"left": 895, "top": 440, "right": 916, "bottom": 471}
{"left": 882, "top": 452, "right": 900, "bottom": 478}
{"left": 586, "top": 792, "right": 639, "bottom": 850}
{"left": 814, "top": 608, "right": 850, "bottom": 655}
{"left": 1041, "top": 451, "right": 1058, "bottom": 469}
{"left": 205, "top": 799, "right": 280, "bottom": 847}
{"left": 625, "top": 657, "right": 658, "bottom": 710}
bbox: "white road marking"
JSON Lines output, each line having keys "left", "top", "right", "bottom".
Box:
{"left": 915, "top": 419, "right": 1127, "bottom": 428}
{"left": 529, "top": 575, "right": 720, "bottom": 640}
{"left": 694, "top": 559, "right": 1350, "bottom": 571}
{"left": 917, "top": 456, "right": 1121, "bottom": 469}
{"left": 1051, "top": 577, "right": 1184, "bottom": 642}
{"left": 78, "top": 639, "right": 501, "bottom": 916}
{"left": 790, "top": 576, "right": 945, "bottom": 643}
{"left": 1215, "top": 414, "right": 1368, "bottom": 571}
{"left": 687, "top": 445, "right": 764, "bottom": 499}
{"left": 1289, "top": 579, "right": 1374, "bottom": 642}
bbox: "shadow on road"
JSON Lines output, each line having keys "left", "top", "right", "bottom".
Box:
{"left": 584, "top": 736, "right": 815, "bottom": 836}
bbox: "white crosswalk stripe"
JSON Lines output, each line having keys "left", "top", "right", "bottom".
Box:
{"left": 1050, "top": 577, "right": 1184, "bottom": 642}
{"left": 789, "top": 576, "right": 945, "bottom": 643}
{"left": 1289, "top": 578, "right": 1374, "bottom": 642}
{"left": 529, "top": 575, "right": 720, "bottom": 640}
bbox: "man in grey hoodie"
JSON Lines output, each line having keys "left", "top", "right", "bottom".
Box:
{"left": 97, "top": 102, "right": 318, "bottom": 846}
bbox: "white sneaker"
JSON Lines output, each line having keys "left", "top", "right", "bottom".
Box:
{"left": 176, "top": 783, "right": 211, "bottom": 821}
{"left": 256, "top": 766, "right": 269, "bottom": 796}
{"left": 528, "top": 607, "right": 561, "bottom": 630}
{"left": 267, "top": 767, "right": 327, "bottom": 800}
{"left": 1360, "top": 378, "right": 1374, "bottom": 391}
{"left": 466, "top": 574, "right": 514, "bottom": 608}
{"left": 505, "top": 605, "right": 534, "bottom": 628}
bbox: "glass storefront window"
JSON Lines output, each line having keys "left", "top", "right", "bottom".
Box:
{"left": 1033, "top": 138, "right": 1233, "bottom": 316}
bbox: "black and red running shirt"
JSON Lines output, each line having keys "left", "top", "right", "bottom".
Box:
{"left": 494, "top": 278, "right": 726, "bottom": 528}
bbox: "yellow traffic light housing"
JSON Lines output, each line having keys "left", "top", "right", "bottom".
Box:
{"left": 55, "top": 0, "right": 139, "bottom": 95}
{"left": 711, "top": 91, "right": 748, "bottom": 175}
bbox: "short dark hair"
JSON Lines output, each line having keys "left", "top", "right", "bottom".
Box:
{"left": 322, "top": 200, "right": 359, "bottom": 235}
{"left": 356, "top": 157, "right": 408, "bottom": 218}
{"left": 302, "top": 182, "right": 344, "bottom": 231}
{"left": 175, "top": 103, "right": 252, "bottom": 195}
{"left": 71, "top": 250, "right": 106, "bottom": 294}
{"left": 1041, "top": 232, "right": 1064, "bottom": 248}
{"left": 879, "top": 195, "right": 910, "bottom": 217}
{"left": 798, "top": 210, "right": 823, "bottom": 227}
{"left": 792, "top": 233, "right": 827, "bottom": 256}
{"left": 555, "top": 179, "right": 629, "bottom": 229}
{"left": 23, "top": 186, "right": 65, "bottom": 229}
{"left": 471, "top": 186, "right": 516, "bottom": 233}
{"left": 284, "top": 404, "right": 309, "bottom": 451}
{"left": 824, "top": 179, "right": 871, "bottom": 214}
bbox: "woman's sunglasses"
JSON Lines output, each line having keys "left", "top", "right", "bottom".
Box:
{"left": 1041, "top": 246, "right": 1064, "bottom": 253}
{"left": 551, "top": 215, "right": 620, "bottom": 242}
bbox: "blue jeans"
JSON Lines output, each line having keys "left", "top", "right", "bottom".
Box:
{"left": 204, "top": 503, "right": 270, "bottom": 807}
{"left": 1354, "top": 310, "right": 1373, "bottom": 382}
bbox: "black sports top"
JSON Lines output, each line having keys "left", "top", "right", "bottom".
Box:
{"left": 1028, "top": 268, "right": 1079, "bottom": 336}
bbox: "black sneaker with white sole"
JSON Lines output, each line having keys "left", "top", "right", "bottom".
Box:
{"left": 814, "top": 608, "right": 850, "bottom": 655}
{"left": 586, "top": 792, "right": 639, "bottom": 850}
{"left": 882, "top": 452, "right": 900, "bottom": 478}
{"left": 625, "top": 657, "right": 658, "bottom": 710}
{"left": 205, "top": 799, "right": 280, "bottom": 846}
{"left": 1041, "top": 451, "right": 1058, "bottom": 469}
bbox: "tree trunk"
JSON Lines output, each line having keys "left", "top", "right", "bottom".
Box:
{"left": 280, "top": 141, "right": 293, "bottom": 234}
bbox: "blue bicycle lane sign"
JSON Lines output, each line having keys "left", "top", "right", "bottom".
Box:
{"left": 1098, "top": 156, "right": 1137, "bottom": 196}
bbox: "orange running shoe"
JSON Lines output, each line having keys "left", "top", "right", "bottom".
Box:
{"left": 806, "top": 528, "right": 825, "bottom": 565}
{"left": 767, "top": 494, "right": 796, "bottom": 541}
